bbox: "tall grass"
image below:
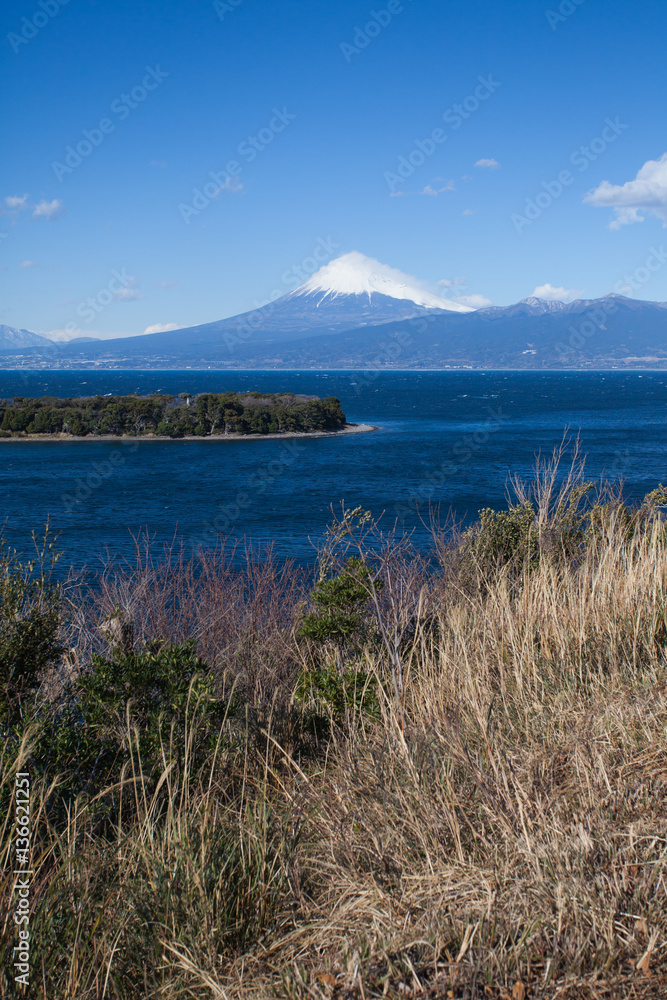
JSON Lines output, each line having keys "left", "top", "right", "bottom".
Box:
{"left": 1, "top": 450, "right": 666, "bottom": 998}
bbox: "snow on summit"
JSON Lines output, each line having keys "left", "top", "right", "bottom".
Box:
{"left": 289, "top": 252, "right": 473, "bottom": 313}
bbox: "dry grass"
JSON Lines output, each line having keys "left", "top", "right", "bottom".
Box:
{"left": 1, "top": 459, "right": 666, "bottom": 998}
{"left": 63, "top": 536, "right": 308, "bottom": 710}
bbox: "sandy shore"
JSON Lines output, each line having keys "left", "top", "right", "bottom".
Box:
{"left": 0, "top": 422, "right": 377, "bottom": 443}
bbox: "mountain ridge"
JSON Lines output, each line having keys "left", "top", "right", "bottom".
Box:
{"left": 0, "top": 325, "right": 54, "bottom": 353}
{"left": 4, "top": 253, "right": 667, "bottom": 368}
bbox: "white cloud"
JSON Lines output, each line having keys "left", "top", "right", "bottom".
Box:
{"left": 32, "top": 198, "right": 64, "bottom": 221}
{"left": 583, "top": 153, "right": 667, "bottom": 228}
{"left": 531, "top": 283, "right": 583, "bottom": 303}
{"left": 437, "top": 277, "right": 491, "bottom": 308}
{"left": 43, "top": 328, "right": 134, "bottom": 341}
{"left": 148, "top": 159, "right": 167, "bottom": 168}
{"left": 4, "top": 194, "right": 29, "bottom": 212}
{"left": 390, "top": 180, "right": 454, "bottom": 198}
{"left": 211, "top": 176, "right": 243, "bottom": 197}
{"left": 143, "top": 322, "right": 179, "bottom": 335}
{"left": 43, "top": 328, "right": 91, "bottom": 343}
{"left": 41, "top": 330, "right": 72, "bottom": 342}
{"left": 19, "top": 260, "right": 37, "bottom": 268}
{"left": 475, "top": 158, "right": 500, "bottom": 169}
{"left": 420, "top": 181, "right": 455, "bottom": 197}
{"left": 112, "top": 277, "right": 144, "bottom": 301}
{"left": 437, "top": 277, "right": 467, "bottom": 289}
{"left": 462, "top": 209, "right": 475, "bottom": 216}
{"left": 454, "top": 293, "right": 493, "bottom": 308}
{"left": 156, "top": 279, "right": 180, "bottom": 289}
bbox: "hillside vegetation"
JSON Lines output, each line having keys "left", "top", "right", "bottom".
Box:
{"left": 0, "top": 391, "right": 346, "bottom": 438}
{"left": 1, "top": 446, "right": 666, "bottom": 998}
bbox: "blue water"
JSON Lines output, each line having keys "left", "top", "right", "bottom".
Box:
{"left": 1, "top": 369, "right": 666, "bottom": 569}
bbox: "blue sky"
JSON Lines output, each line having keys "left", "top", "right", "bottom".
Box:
{"left": 2, "top": 0, "right": 667, "bottom": 339}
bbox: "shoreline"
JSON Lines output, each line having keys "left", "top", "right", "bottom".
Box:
{"left": 0, "top": 422, "right": 377, "bottom": 443}
{"left": 1, "top": 365, "right": 665, "bottom": 373}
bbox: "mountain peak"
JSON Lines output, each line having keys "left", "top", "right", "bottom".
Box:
{"left": 0, "top": 324, "right": 53, "bottom": 352}
{"left": 519, "top": 296, "right": 569, "bottom": 312}
{"left": 288, "top": 252, "right": 473, "bottom": 313}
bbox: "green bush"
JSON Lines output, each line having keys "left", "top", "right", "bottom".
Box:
{"left": 298, "top": 556, "right": 378, "bottom": 646}
{"left": 50, "top": 640, "right": 232, "bottom": 797}
{"left": 296, "top": 557, "right": 384, "bottom": 725}
{"left": 461, "top": 501, "right": 540, "bottom": 583}
{"left": 295, "top": 663, "right": 380, "bottom": 723}
{"left": 459, "top": 482, "right": 667, "bottom": 593}
{"left": 0, "top": 534, "right": 63, "bottom": 730}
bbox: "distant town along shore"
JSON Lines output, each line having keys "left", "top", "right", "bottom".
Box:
{"left": 0, "top": 391, "right": 347, "bottom": 439}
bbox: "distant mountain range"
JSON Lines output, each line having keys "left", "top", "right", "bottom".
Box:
{"left": 0, "top": 327, "right": 100, "bottom": 353}
{"left": 0, "top": 325, "right": 53, "bottom": 351}
{"left": 3, "top": 252, "right": 667, "bottom": 369}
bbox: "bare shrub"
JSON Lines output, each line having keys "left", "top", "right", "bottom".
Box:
{"left": 2, "top": 453, "right": 666, "bottom": 998}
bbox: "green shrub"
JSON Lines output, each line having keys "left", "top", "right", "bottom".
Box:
{"left": 298, "top": 556, "right": 379, "bottom": 647}
{"left": 296, "top": 557, "right": 384, "bottom": 725}
{"left": 65, "top": 640, "right": 230, "bottom": 788}
{"left": 460, "top": 482, "right": 667, "bottom": 594}
{"left": 0, "top": 533, "right": 63, "bottom": 730}
{"left": 295, "top": 662, "right": 380, "bottom": 723}
{"left": 460, "top": 501, "right": 540, "bottom": 586}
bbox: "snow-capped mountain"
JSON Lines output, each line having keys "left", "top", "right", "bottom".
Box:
{"left": 34, "top": 252, "right": 467, "bottom": 359}
{"left": 475, "top": 297, "right": 574, "bottom": 319}
{"left": 518, "top": 297, "right": 570, "bottom": 313}
{"left": 7, "top": 255, "right": 667, "bottom": 370}
{"left": 0, "top": 325, "right": 53, "bottom": 353}
{"left": 285, "top": 252, "right": 471, "bottom": 313}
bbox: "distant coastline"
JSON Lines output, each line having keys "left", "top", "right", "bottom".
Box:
{"left": 0, "top": 421, "right": 377, "bottom": 442}
{"left": 2, "top": 363, "right": 667, "bottom": 372}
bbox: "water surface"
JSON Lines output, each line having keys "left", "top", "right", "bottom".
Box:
{"left": 1, "top": 370, "right": 665, "bottom": 568}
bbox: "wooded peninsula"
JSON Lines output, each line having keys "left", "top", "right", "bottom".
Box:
{"left": 0, "top": 391, "right": 347, "bottom": 438}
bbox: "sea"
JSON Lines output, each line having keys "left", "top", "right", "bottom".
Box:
{"left": 1, "top": 369, "right": 666, "bottom": 571}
